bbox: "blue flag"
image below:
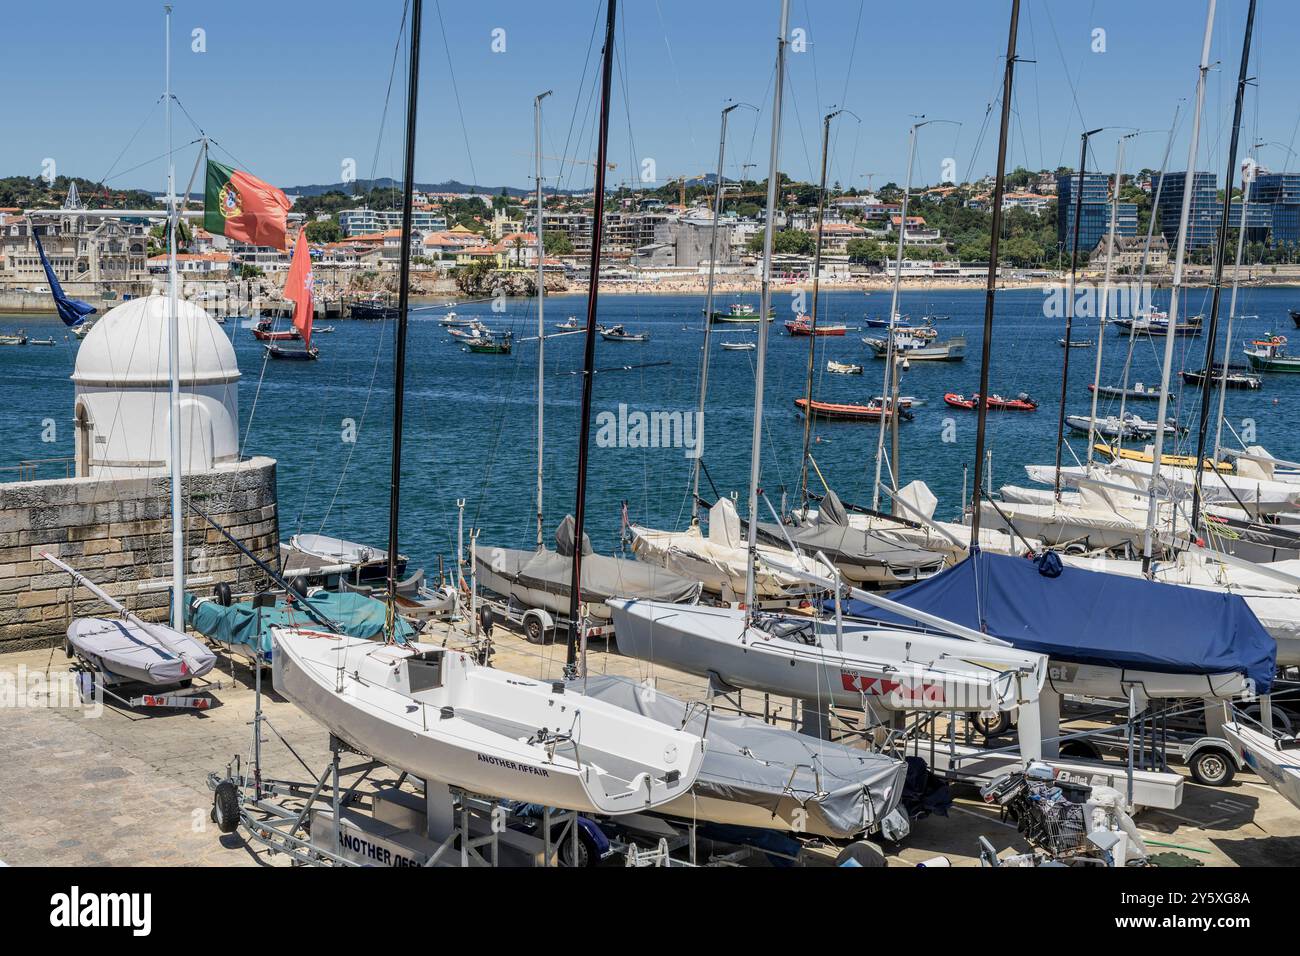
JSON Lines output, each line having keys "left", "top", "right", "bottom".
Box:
{"left": 33, "top": 231, "right": 97, "bottom": 327}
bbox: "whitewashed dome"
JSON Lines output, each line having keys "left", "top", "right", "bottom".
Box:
{"left": 72, "top": 294, "right": 240, "bottom": 387}
{"left": 70, "top": 295, "right": 242, "bottom": 477}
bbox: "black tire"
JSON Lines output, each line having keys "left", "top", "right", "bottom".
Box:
{"left": 834, "top": 840, "right": 886, "bottom": 868}
{"left": 290, "top": 576, "right": 310, "bottom": 598}
{"left": 213, "top": 780, "right": 240, "bottom": 834}
{"left": 214, "top": 582, "right": 233, "bottom": 607}
{"left": 557, "top": 828, "right": 599, "bottom": 868}
{"left": 1059, "top": 740, "right": 1101, "bottom": 761}
{"left": 1243, "top": 705, "right": 1294, "bottom": 736}
{"left": 973, "top": 711, "right": 1013, "bottom": 739}
{"left": 525, "top": 616, "right": 545, "bottom": 645}
{"left": 63, "top": 638, "right": 74, "bottom": 659}
{"left": 1189, "top": 747, "right": 1236, "bottom": 787}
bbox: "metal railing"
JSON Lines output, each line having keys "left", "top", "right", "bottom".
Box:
{"left": 0, "top": 456, "right": 76, "bottom": 482}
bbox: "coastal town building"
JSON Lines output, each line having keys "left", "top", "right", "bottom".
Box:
{"left": 1057, "top": 172, "right": 1138, "bottom": 251}
{"left": 338, "top": 206, "right": 447, "bottom": 237}
{"left": 1090, "top": 233, "right": 1170, "bottom": 271}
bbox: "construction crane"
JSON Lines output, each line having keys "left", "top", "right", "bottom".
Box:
{"left": 514, "top": 151, "right": 617, "bottom": 171}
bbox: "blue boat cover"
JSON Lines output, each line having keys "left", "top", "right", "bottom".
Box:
{"left": 186, "top": 590, "right": 413, "bottom": 656}
{"left": 836, "top": 550, "right": 1276, "bottom": 694}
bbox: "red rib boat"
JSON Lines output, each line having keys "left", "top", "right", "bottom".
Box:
{"left": 794, "top": 397, "right": 912, "bottom": 421}
{"left": 251, "top": 319, "right": 300, "bottom": 342}
{"left": 943, "top": 392, "right": 1037, "bottom": 411}
{"left": 785, "top": 317, "right": 847, "bottom": 336}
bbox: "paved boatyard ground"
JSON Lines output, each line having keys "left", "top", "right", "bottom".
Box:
{"left": 1, "top": 619, "right": 1297, "bottom": 867}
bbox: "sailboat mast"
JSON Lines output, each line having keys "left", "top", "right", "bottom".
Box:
{"left": 744, "top": 0, "right": 790, "bottom": 611}
{"left": 1142, "top": 0, "right": 1216, "bottom": 573}
{"left": 690, "top": 102, "right": 741, "bottom": 524}
{"left": 386, "top": 0, "right": 423, "bottom": 626}
{"left": 799, "top": 109, "right": 843, "bottom": 509}
{"left": 1190, "top": 0, "right": 1256, "bottom": 529}
{"left": 968, "top": 0, "right": 1020, "bottom": 546}
{"left": 1053, "top": 127, "right": 1102, "bottom": 499}
{"left": 535, "top": 89, "right": 552, "bottom": 550}
{"left": 1214, "top": 150, "right": 1257, "bottom": 461}
{"left": 872, "top": 122, "right": 919, "bottom": 511}
{"left": 1085, "top": 136, "right": 1127, "bottom": 466}
{"left": 565, "top": 0, "right": 618, "bottom": 675}
{"left": 163, "top": 3, "right": 185, "bottom": 630}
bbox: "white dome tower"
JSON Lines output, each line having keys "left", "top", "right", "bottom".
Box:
{"left": 71, "top": 295, "right": 241, "bottom": 478}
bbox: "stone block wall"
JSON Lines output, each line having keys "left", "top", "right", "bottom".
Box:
{"left": 0, "top": 456, "right": 279, "bottom": 650}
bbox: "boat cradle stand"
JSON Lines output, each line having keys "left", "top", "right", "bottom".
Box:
{"left": 206, "top": 735, "right": 591, "bottom": 867}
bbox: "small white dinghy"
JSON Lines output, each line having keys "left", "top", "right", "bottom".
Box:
{"left": 720, "top": 341, "right": 755, "bottom": 351}
{"left": 1222, "top": 721, "right": 1300, "bottom": 810}
{"left": 272, "top": 627, "right": 705, "bottom": 815}
{"left": 44, "top": 553, "right": 216, "bottom": 687}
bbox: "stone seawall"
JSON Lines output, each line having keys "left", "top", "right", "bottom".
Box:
{"left": 0, "top": 456, "right": 279, "bottom": 650}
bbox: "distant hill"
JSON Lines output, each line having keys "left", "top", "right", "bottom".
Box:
{"left": 280, "top": 178, "right": 565, "bottom": 199}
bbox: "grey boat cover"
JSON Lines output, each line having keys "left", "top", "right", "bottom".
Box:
{"left": 480, "top": 517, "right": 702, "bottom": 607}
{"left": 582, "top": 675, "right": 907, "bottom": 837}
{"left": 760, "top": 490, "right": 943, "bottom": 574}
{"left": 68, "top": 617, "right": 217, "bottom": 686}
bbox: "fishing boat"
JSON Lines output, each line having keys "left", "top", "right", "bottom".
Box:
{"left": 943, "top": 392, "right": 1037, "bottom": 411}
{"left": 474, "top": 517, "right": 701, "bottom": 625}
{"left": 794, "top": 397, "right": 910, "bottom": 422}
{"left": 272, "top": 627, "right": 705, "bottom": 815}
{"left": 864, "top": 333, "right": 965, "bottom": 361}
{"left": 465, "top": 337, "right": 512, "bottom": 354}
{"left": 446, "top": 321, "right": 488, "bottom": 341}
{"left": 582, "top": 674, "right": 906, "bottom": 837}
{"left": 1222, "top": 721, "right": 1300, "bottom": 810}
{"left": 710, "top": 303, "right": 773, "bottom": 323}
{"left": 554, "top": 316, "right": 581, "bottom": 331}
{"left": 599, "top": 324, "right": 649, "bottom": 342}
{"left": 721, "top": 341, "right": 755, "bottom": 351}
{"left": 1244, "top": 334, "right": 1300, "bottom": 372}
{"left": 349, "top": 298, "right": 398, "bottom": 320}
{"left": 785, "top": 316, "right": 846, "bottom": 336}
{"left": 1112, "top": 311, "right": 1203, "bottom": 336}
{"left": 251, "top": 319, "right": 299, "bottom": 341}
{"left": 1086, "top": 382, "right": 1165, "bottom": 401}
{"left": 827, "top": 359, "right": 862, "bottom": 374}
{"left": 0, "top": 331, "right": 27, "bottom": 345}
{"left": 265, "top": 344, "right": 319, "bottom": 360}
{"left": 439, "top": 311, "right": 476, "bottom": 327}
{"left": 1058, "top": 338, "right": 1094, "bottom": 348}
{"left": 1180, "top": 364, "right": 1261, "bottom": 390}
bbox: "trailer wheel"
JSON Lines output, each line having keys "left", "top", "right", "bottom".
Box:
{"left": 1243, "top": 704, "right": 1294, "bottom": 736}
{"left": 557, "top": 828, "right": 599, "bottom": 868}
{"left": 1059, "top": 740, "right": 1101, "bottom": 761}
{"left": 212, "top": 780, "right": 240, "bottom": 834}
{"left": 214, "top": 582, "right": 233, "bottom": 607}
{"left": 524, "top": 614, "right": 547, "bottom": 645}
{"left": 973, "top": 711, "right": 1012, "bottom": 739}
{"left": 1189, "top": 747, "right": 1236, "bottom": 788}
{"left": 63, "top": 638, "right": 74, "bottom": 659}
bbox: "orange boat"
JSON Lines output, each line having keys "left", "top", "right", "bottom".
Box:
{"left": 794, "top": 397, "right": 912, "bottom": 421}
{"left": 943, "top": 392, "right": 1037, "bottom": 411}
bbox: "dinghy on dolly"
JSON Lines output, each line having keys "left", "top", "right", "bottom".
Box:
{"left": 43, "top": 553, "right": 217, "bottom": 709}
{"left": 272, "top": 627, "right": 705, "bottom": 815}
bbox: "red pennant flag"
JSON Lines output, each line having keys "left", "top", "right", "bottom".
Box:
{"left": 283, "top": 228, "right": 314, "bottom": 348}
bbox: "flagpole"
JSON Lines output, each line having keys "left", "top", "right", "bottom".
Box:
{"left": 164, "top": 2, "right": 185, "bottom": 630}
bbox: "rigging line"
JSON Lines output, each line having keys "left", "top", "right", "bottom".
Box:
{"left": 95, "top": 96, "right": 163, "bottom": 191}
{"left": 1025, "top": 1, "right": 1044, "bottom": 172}
{"left": 651, "top": 0, "right": 695, "bottom": 155}
{"left": 432, "top": 0, "right": 479, "bottom": 189}
{"left": 366, "top": 0, "right": 410, "bottom": 187}
{"left": 1039, "top": 0, "right": 1089, "bottom": 167}
{"left": 555, "top": 0, "right": 603, "bottom": 194}
{"left": 836, "top": 0, "right": 864, "bottom": 113}
{"left": 98, "top": 140, "right": 203, "bottom": 187}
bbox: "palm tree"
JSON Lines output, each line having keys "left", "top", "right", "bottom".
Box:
{"left": 513, "top": 235, "right": 524, "bottom": 268}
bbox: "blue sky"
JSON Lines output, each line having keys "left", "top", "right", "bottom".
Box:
{"left": 5, "top": 0, "right": 1296, "bottom": 196}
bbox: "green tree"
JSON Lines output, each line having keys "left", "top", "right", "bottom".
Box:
{"left": 239, "top": 263, "right": 264, "bottom": 280}
{"left": 305, "top": 219, "right": 342, "bottom": 243}
{"left": 543, "top": 230, "right": 574, "bottom": 256}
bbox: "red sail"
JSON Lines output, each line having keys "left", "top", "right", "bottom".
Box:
{"left": 283, "top": 228, "right": 314, "bottom": 348}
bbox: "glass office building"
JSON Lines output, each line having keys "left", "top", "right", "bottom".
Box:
{"left": 1155, "top": 172, "right": 1220, "bottom": 248}
{"left": 1057, "top": 172, "right": 1138, "bottom": 252}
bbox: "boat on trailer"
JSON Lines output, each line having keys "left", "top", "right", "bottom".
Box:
{"left": 272, "top": 627, "right": 705, "bottom": 815}
{"left": 1222, "top": 721, "right": 1300, "bottom": 810}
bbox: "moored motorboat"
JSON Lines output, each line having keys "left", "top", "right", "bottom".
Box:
{"left": 265, "top": 344, "right": 319, "bottom": 360}
{"left": 599, "top": 324, "right": 649, "bottom": 342}
{"left": 251, "top": 319, "right": 300, "bottom": 341}
{"left": 721, "top": 341, "right": 756, "bottom": 351}
{"left": 827, "top": 359, "right": 863, "bottom": 374}
{"left": 1244, "top": 334, "right": 1300, "bottom": 372}
{"left": 794, "top": 397, "right": 911, "bottom": 422}
{"left": 1087, "top": 381, "right": 1165, "bottom": 401}
{"left": 710, "top": 303, "right": 774, "bottom": 323}
{"left": 1180, "top": 364, "right": 1261, "bottom": 390}
{"left": 785, "top": 316, "right": 846, "bottom": 336}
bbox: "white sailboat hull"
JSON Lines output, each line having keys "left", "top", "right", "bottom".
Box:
{"left": 608, "top": 600, "right": 1046, "bottom": 712}
{"left": 628, "top": 523, "right": 806, "bottom": 598}
{"left": 1222, "top": 721, "right": 1300, "bottom": 811}
{"left": 272, "top": 628, "right": 704, "bottom": 815}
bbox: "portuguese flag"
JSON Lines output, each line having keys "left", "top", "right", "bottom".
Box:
{"left": 203, "top": 159, "right": 291, "bottom": 250}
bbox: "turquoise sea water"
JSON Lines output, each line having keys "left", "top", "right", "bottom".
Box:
{"left": 3, "top": 285, "right": 1299, "bottom": 577}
